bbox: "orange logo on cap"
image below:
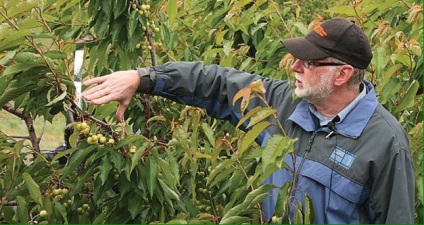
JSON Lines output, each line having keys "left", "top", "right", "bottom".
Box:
{"left": 314, "top": 25, "right": 327, "bottom": 37}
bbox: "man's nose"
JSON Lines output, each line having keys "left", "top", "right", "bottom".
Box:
{"left": 291, "top": 59, "right": 304, "bottom": 73}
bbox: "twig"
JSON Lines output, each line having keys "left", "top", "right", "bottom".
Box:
{"left": 270, "top": 0, "right": 293, "bottom": 38}
{"left": 0, "top": 200, "right": 17, "bottom": 207}
{"left": 2, "top": 103, "right": 42, "bottom": 154}
{"left": 8, "top": 135, "right": 29, "bottom": 139}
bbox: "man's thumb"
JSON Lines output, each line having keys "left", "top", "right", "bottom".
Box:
{"left": 116, "top": 103, "right": 127, "bottom": 122}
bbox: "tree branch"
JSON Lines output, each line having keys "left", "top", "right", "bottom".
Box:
{"left": 2, "top": 104, "right": 41, "bottom": 154}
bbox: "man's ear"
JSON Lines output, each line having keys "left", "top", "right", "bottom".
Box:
{"left": 334, "top": 65, "right": 354, "bottom": 86}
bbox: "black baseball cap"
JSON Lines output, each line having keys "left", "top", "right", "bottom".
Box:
{"left": 281, "top": 18, "right": 373, "bottom": 69}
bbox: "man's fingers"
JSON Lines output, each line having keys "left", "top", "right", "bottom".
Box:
{"left": 82, "top": 77, "right": 109, "bottom": 100}
{"left": 82, "top": 84, "right": 107, "bottom": 100}
{"left": 83, "top": 76, "right": 107, "bottom": 86}
{"left": 116, "top": 103, "right": 127, "bottom": 122}
{"left": 87, "top": 93, "right": 115, "bottom": 105}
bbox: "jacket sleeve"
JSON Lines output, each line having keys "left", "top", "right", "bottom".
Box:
{"left": 138, "top": 61, "right": 294, "bottom": 128}
{"left": 370, "top": 148, "right": 415, "bottom": 224}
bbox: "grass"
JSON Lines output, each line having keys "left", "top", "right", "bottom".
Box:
{"left": 0, "top": 110, "right": 67, "bottom": 151}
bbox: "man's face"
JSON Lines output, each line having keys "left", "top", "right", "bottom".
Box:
{"left": 291, "top": 59, "right": 337, "bottom": 103}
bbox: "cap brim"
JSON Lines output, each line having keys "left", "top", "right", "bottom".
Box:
{"left": 281, "top": 37, "right": 329, "bottom": 60}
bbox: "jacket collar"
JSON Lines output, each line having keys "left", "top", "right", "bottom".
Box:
{"left": 287, "top": 81, "right": 378, "bottom": 138}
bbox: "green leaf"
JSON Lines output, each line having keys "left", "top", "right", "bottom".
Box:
{"left": 408, "top": 123, "right": 423, "bottom": 173}
{"left": 378, "top": 64, "right": 402, "bottom": 90}
{"left": 240, "top": 121, "right": 270, "bottom": 156}
{"left": 416, "top": 176, "right": 423, "bottom": 203}
{"left": 378, "top": 77, "right": 402, "bottom": 104}
{"left": 130, "top": 142, "right": 150, "bottom": 173}
{"left": 99, "top": 154, "right": 112, "bottom": 185}
{"left": 262, "top": 135, "right": 296, "bottom": 171}
{"left": 113, "top": 0, "right": 127, "bottom": 19}
{"left": 373, "top": 47, "right": 388, "bottom": 79}
{"left": 16, "top": 196, "right": 29, "bottom": 223}
{"left": 61, "top": 145, "right": 97, "bottom": 178}
{"left": 146, "top": 115, "right": 166, "bottom": 124}
{"left": 0, "top": 50, "right": 16, "bottom": 65}
{"left": 293, "top": 21, "right": 308, "bottom": 35}
{"left": 201, "top": 123, "right": 216, "bottom": 148}
{"left": 115, "top": 135, "right": 149, "bottom": 149}
{"left": 215, "top": 30, "right": 228, "bottom": 46}
{"left": 209, "top": 166, "right": 236, "bottom": 188}
{"left": 304, "top": 194, "right": 315, "bottom": 224}
{"left": 2, "top": 60, "right": 44, "bottom": 77}
{"left": 201, "top": 48, "right": 223, "bottom": 57}
{"left": 0, "top": 76, "right": 8, "bottom": 95}
{"left": 326, "top": 5, "right": 356, "bottom": 16}
{"left": 293, "top": 201, "right": 303, "bottom": 224}
{"left": 0, "top": 29, "right": 30, "bottom": 52}
{"left": 167, "top": 219, "right": 188, "bottom": 224}
{"left": 236, "top": 106, "right": 263, "bottom": 129}
{"left": 223, "top": 40, "right": 233, "bottom": 56}
{"left": 101, "top": 0, "right": 111, "bottom": 18}
{"left": 70, "top": 166, "right": 97, "bottom": 196}
{"left": 111, "top": 150, "right": 125, "bottom": 172}
{"left": 53, "top": 198, "right": 69, "bottom": 224}
{"left": 221, "top": 184, "right": 274, "bottom": 221}
{"left": 128, "top": 10, "right": 139, "bottom": 38}
{"left": 0, "top": 80, "right": 32, "bottom": 107}
{"left": 45, "top": 91, "right": 67, "bottom": 106}
{"left": 14, "top": 52, "right": 42, "bottom": 63}
{"left": 206, "top": 160, "right": 233, "bottom": 187}
{"left": 220, "top": 216, "right": 251, "bottom": 224}
{"left": 247, "top": 162, "right": 280, "bottom": 187}
{"left": 247, "top": 107, "right": 276, "bottom": 128}
{"left": 128, "top": 194, "right": 143, "bottom": 219}
{"left": 146, "top": 152, "right": 158, "bottom": 198}
{"left": 22, "top": 172, "right": 43, "bottom": 206}
{"left": 395, "top": 51, "right": 412, "bottom": 67}
{"left": 44, "top": 50, "right": 67, "bottom": 59}
{"left": 51, "top": 147, "right": 77, "bottom": 162}
{"left": 247, "top": 192, "right": 270, "bottom": 208}
{"left": 166, "top": 0, "right": 177, "bottom": 25}
{"left": 6, "top": 0, "right": 37, "bottom": 17}
{"left": 395, "top": 80, "right": 419, "bottom": 113}
{"left": 165, "top": 148, "right": 180, "bottom": 185}
{"left": 92, "top": 209, "right": 109, "bottom": 224}
{"left": 243, "top": 184, "right": 274, "bottom": 207}
{"left": 158, "top": 178, "right": 180, "bottom": 201}
{"left": 274, "top": 182, "right": 290, "bottom": 217}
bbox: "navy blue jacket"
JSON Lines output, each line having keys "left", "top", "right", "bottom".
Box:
{"left": 138, "top": 62, "right": 415, "bottom": 224}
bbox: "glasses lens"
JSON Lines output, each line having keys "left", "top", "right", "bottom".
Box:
{"left": 301, "top": 60, "right": 310, "bottom": 69}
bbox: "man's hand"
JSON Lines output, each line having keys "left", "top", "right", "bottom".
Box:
{"left": 82, "top": 70, "right": 140, "bottom": 122}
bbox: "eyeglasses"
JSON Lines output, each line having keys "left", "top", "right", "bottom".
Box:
{"left": 300, "top": 60, "right": 347, "bottom": 69}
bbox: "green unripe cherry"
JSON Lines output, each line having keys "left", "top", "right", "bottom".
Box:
{"left": 99, "top": 136, "right": 107, "bottom": 144}
{"left": 91, "top": 135, "right": 98, "bottom": 142}
{"left": 80, "top": 122, "right": 88, "bottom": 130}
{"left": 83, "top": 203, "right": 89, "bottom": 210}
{"left": 53, "top": 189, "right": 61, "bottom": 196}
{"left": 39, "top": 210, "right": 48, "bottom": 217}
{"left": 82, "top": 127, "right": 90, "bottom": 135}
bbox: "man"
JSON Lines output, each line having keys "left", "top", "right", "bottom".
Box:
{"left": 82, "top": 18, "right": 415, "bottom": 223}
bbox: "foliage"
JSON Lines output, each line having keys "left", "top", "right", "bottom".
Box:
{"left": 0, "top": 0, "right": 422, "bottom": 224}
